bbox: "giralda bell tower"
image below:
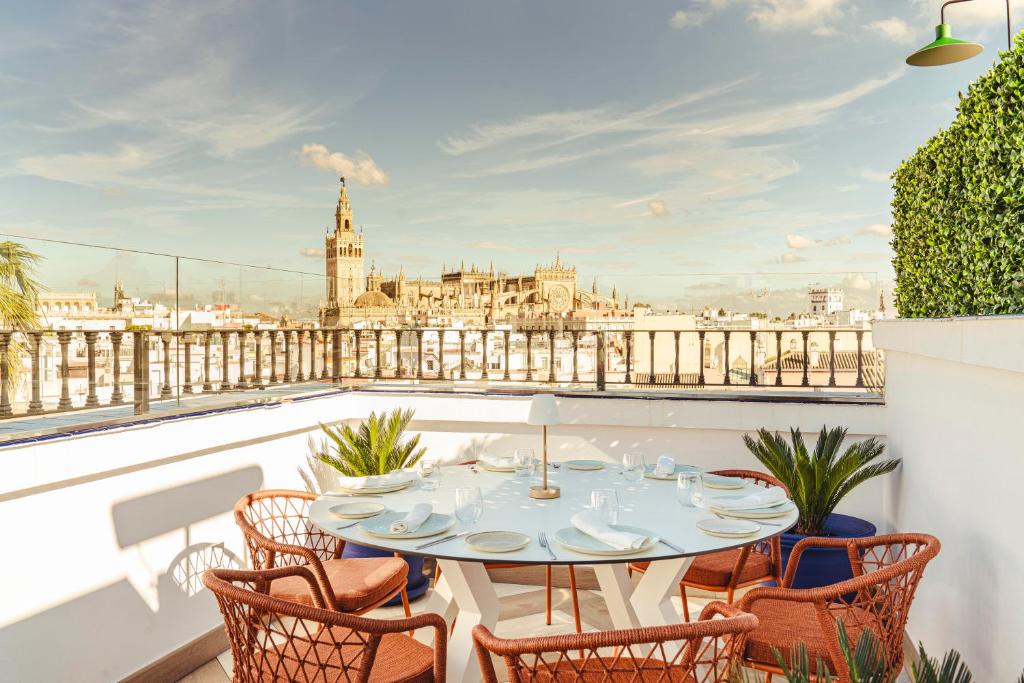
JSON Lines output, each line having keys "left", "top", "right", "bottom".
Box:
{"left": 325, "top": 177, "right": 366, "bottom": 307}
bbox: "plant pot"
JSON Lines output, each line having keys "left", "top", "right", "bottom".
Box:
{"left": 341, "top": 542, "right": 429, "bottom": 604}
{"left": 779, "top": 513, "right": 877, "bottom": 589}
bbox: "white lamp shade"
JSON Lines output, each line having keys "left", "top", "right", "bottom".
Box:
{"left": 527, "top": 393, "right": 560, "bottom": 426}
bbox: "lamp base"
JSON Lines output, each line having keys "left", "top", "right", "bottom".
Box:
{"left": 529, "top": 485, "right": 561, "bottom": 500}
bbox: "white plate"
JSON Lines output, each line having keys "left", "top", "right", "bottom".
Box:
{"left": 711, "top": 500, "right": 796, "bottom": 519}
{"left": 331, "top": 479, "right": 414, "bottom": 495}
{"left": 465, "top": 531, "right": 531, "bottom": 553}
{"left": 328, "top": 502, "right": 386, "bottom": 519}
{"left": 644, "top": 464, "right": 702, "bottom": 480}
{"left": 702, "top": 474, "right": 747, "bottom": 490}
{"left": 697, "top": 518, "right": 761, "bottom": 538}
{"left": 553, "top": 524, "right": 659, "bottom": 556}
{"left": 478, "top": 461, "right": 515, "bottom": 473}
{"left": 566, "top": 459, "right": 605, "bottom": 471}
{"left": 360, "top": 512, "right": 457, "bottom": 539}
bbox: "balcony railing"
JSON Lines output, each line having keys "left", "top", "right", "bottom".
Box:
{"left": 0, "top": 326, "right": 881, "bottom": 421}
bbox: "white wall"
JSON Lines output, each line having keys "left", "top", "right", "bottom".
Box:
{"left": 0, "top": 389, "right": 884, "bottom": 682}
{"left": 874, "top": 317, "right": 1024, "bottom": 681}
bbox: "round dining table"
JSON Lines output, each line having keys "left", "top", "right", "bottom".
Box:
{"left": 309, "top": 463, "right": 797, "bottom": 682}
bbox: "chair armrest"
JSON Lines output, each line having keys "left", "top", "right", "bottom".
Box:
{"left": 205, "top": 565, "right": 332, "bottom": 608}
{"left": 781, "top": 536, "right": 852, "bottom": 588}
{"left": 698, "top": 601, "right": 752, "bottom": 621}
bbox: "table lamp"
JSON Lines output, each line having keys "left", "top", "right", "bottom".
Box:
{"left": 527, "top": 393, "right": 561, "bottom": 499}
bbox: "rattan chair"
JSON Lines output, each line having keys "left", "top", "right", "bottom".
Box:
{"left": 234, "top": 490, "right": 411, "bottom": 616}
{"left": 629, "top": 469, "right": 787, "bottom": 621}
{"left": 473, "top": 602, "right": 757, "bottom": 682}
{"left": 736, "top": 532, "right": 940, "bottom": 683}
{"left": 203, "top": 565, "right": 447, "bottom": 682}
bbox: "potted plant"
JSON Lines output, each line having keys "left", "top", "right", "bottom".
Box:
{"left": 312, "top": 407, "right": 430, "bottom": 601}
{"left": 743, "top": 426, "right": 900, "bottom": 588}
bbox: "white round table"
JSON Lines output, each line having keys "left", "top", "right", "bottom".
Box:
{"left": 309, "top": 464, "right": 797, "bottom": 682}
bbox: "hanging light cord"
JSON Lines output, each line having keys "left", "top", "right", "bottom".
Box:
{"left": 941, "top": 0, "right": 1013, "bottom": 50}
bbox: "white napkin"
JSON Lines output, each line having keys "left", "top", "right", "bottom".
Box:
{"left": 332, "top": 470, "right": 412, "bottom": 491}
{"left": 389, "top": 503, "right": 433, "bottom": 534}
{"left": 479, "top": 453, "right": 515, "bottom": 469}
{"left": 655, "top": 455, "right": 676, "bottom": 477}
{"left": 571, "top": 511, "right": 649, "bottom": 550}
{"left": 694, "top": 485, "right": 788, "bottom": 511}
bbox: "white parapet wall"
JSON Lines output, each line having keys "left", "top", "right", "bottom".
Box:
{"left": 874, "top": 316, "right": 1024, "bottom": 681}
{"left": 0, "top": 389, "right": 884, "bottom": 682}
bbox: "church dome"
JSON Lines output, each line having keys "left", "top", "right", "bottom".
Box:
{"left": 353, "top": 290, "right": 395, "bottom": 308}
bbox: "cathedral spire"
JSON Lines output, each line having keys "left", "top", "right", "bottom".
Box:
{"left": 335, "top": 176, "right": 353, "bottom": 232}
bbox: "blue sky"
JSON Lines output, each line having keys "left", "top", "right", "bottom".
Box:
{"left": 0, "top": 0, "right": 1015, "bottom": 314}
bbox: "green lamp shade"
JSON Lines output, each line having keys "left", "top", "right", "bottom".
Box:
{"left": 906, "top": 24, "right": 983, "bottom": 67}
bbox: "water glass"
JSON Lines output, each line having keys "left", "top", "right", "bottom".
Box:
{"left": 590, "top": 488, "right": 619, "bottom": 525}
{"left": 621, "top": 453, "right": 645, "bottom": 483}
{"left": 416, "top": 459, "right": 442, "bottom": 491}
{"left": 677, "top": 471, "right": 703, "bottom": 507}
{"left": 454, "top": 486, "right": 483, "bottom": 526}
{"left": 513, "top": 447, "right": 536, "bottom": 478}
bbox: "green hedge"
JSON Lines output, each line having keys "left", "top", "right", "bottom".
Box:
{"left": 892, "top": 36, "right": 1024, "bottom": 317}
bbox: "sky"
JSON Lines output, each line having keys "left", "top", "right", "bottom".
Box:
{"left": 0, "top": 0, "right": 1016, "bottom": 316}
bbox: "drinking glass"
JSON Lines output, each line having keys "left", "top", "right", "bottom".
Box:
{"left": 454, "top": 486, "right": 483, "bottom": 526}
{"left": 513, "top": 447, "right": 536, "bottom": 478}
{"left": 621, "top": 453, "right": 645, "bottom": 483}
{"left": 417, "top": 458, "right": 442, "bottom": 491}
{"left": 677, "top": 471, "right": 703, "bottom": 507}
{"left": 590, "top": 488, "right": 619, "bottom": 525}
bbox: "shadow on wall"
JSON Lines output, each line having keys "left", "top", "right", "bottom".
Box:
{"left": 0, "top": 466, "right": 262, "bottom": 682}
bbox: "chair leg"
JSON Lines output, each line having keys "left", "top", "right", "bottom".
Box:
{"left": 680, "top": 583, "right": 691, "bottom": 622}
{"left": 764, "top": 672, "right": 773, "bottom": 683}
{"left": 567, "top": 566, "right": 582, "bottom": 634}
{"left": 400, "top": 585, "right": 413, "bottom": 635}
{"left": 545, "top": 565, "right": 553, "bottom": 625}
{"left": 433, "top": 563, "right": 441, "bottom": 586}
{"left": 726, "top": 586, "right": 735, "bottom": 604}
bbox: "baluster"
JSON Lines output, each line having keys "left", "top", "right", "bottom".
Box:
{"left": 236, "top": 331, "right": 248, "bottom": 389}
{"left": 219, "top": 331, "right": 229, "bottom": 389}
{"left": 110, "top": 331, "right": 124, "bottom": 404}
{"left": 697, "top": 330, "right": 706, "bottom": 387}
{"left": 0, "top": 332, "right": 11, "bottom": 416}
{"left": 571, "top": 331, "right": 580, "bottom": 383}
{"left": 648, "top": 331, "right": 656, "bottom": 385}
{"left": 203, "top": 332, "right": 213, "bottom": 391}
{"left": 57, "top": 331, "right": 72, "bottom": 410}
{"left": 673, "top": 331, "right": 681, "bottom": 385}
{"left": 374, "top": 329, "right": 383, "bottom": 379}
{"left": 801, "top": 331, "right": 810, "bottom": 387}
{"left": 85, "top": 331, "right": 100, "bottom": 407}
{"left": 596, "top": 332, "right": 606, "bottom": 390}
{"left": 184, "top": 334, "right": 194, "bottom": 393}
{"left": 395, "top": 331, "right": 405, "bottom": 378}
{"left": 284, "top": 330, "right": 293, "bottom": 382}
{"left": 254, "top": 331, "right": 264, "bottom": 388}
{"left": 749, "top": 331, "right": 758, "bottom": 386}
{"left": 416, "top": 330, "right": 423, "bottom": 379}
{"left": 296, "top": 330, "right": 306, "bottom": 382}
{"left": 775, "top": 331, "right": 783, "bottom": 387}
{"left": 855, "top": 330, "right": 865, "bottom": 388}
{"left": 331, "top": 330, "right": 341, "bottom": 381}
{"left": 723, "top": 331, "right": 731, "bottom": 386}
{"left": 321, "top": 331, "right": 330, "bottom": 379}
{"left": 353, "top": 330, "right": 361, "bottom": 378}
{"left": 437, "top": 331, "right": 445, "bottom": 380}
{"left": 525, "top": 331, "right": 533, "bottom": 381}
{"left": 624, "top": 331, "right": 633, "bottom": 384}
{"left": 156, "top": 333, "right": 171, "bottom": 398}
{"left": 270, "top": 331, "right": 279, "bottom": 384}
{"left": 503, "top": 330, "right": 511, "bottom": 381}
{"left": 132, "top": 332, "right": 150, "bottom": 415}
{"left": 481, "top": 331, "right": 490, "bottom": 380}
{"left": 459, "top": 330, "right": 466, "bottom": 380}
{"left": 25, "top": 332, "right": 43, "bottom": 414}
{"left": 828, "top": 331, "right": 837, "bottom": 387}
{"left": 548, "top": 330, "right": 556, "bottom": 383}
{"left": 309, "top": 330, "right": 316, "bottom": 381}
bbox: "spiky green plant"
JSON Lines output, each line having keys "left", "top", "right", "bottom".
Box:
{"left": 774, "top": 621, "right": 894, "bottom": 683}
{"left": 910, "top": 645, "right": 973, "bottom": 683}
{"left": 313, "top": 408, "right": 426, "bottom": 477}
{"left": 0, "top": 242, "right": 42, "bottom": 394}
{"left": 743, "top": 426, "right": 900, "bottom": 536}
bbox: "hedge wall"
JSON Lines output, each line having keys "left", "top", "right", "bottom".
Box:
{"left": 892, "top": 36, "right": 1024, "bottom": 317}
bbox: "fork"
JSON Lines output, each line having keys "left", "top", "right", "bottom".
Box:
{"left": 713, "top": 512, "right": 784, "bottom": 527}
{"left": 334, "top": 520, "right": 362, "bottom": 530}
{"left": 538, "top": 532, "right": 557, "bottom": 561}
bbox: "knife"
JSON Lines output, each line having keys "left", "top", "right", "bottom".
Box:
{"left": 659, "top": 538, "right": 685, "bottom": 553}
{"left": 538, "top": 532, "right": 557, "bottom": 561}
{"left": 415, "top": 531, "right": 470, "bottom": 550}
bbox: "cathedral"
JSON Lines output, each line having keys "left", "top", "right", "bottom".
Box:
{"left": 319, "top": 179, "right": 621, "bottom": 327}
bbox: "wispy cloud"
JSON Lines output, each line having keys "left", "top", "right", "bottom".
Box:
{"left": 669, "top": 0, "right": 849, "bottom": 35}
{"left": 787, "top": 233, "right": 852, "bottom": 249}
{"left": 647, "top": 199, "right": 671, "bottom": 218}
{"left": 869, "top": 17, "right": 916, "bottom": 44}
{"left": 860, "top": 223, "right": 893, "bottom": 237}
{"left": 854, "top": 168, "right": 892, "bottom": 183}
{"left": 299, "top": 144, "right": 390, "bottom": 186}
{"left": 300, "top": 247, "right": 326, "bottom": 258}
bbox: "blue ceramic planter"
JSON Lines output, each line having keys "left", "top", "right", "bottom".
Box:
{"left": 341, "top": 542, "right": 429, "bottom": 604}
{"left": 779, "top": 513, "right": 877, "bottom": 589}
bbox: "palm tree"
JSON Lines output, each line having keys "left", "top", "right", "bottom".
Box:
{"left": 0, "top": 242, "right": 42, "bottom": 396}
{"left": 313, "top": 408, "right": 426, "bottom": 477}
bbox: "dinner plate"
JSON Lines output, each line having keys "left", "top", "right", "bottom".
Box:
{"left": 643, "top": 464, "right": 702, "bottom": 480}
{"left": 330, "top": 479, "right": 414, "bottom": 495}
{"left": 328, "top": 502, "right": 386, "bottom": 519}
{"left": 553, "top": 524, "right": 659, "bottom": 556}
{"left": 702, "top": 474, "right": 747, "bottom": 490}
{"left": 465, "top": 531, "right": 531, "bottom": 553}
{"left": 359, "top": 512, "right": 457, "bottom": 539}
{"left": 566, "top": 459, "right": 605, "bottom": 471}
{"left": 697, "top": 518, "right": 761, "bottom": 538}
{"left": 478, "top": 461, "right": 515, "bottom": 473}
{"left": 711, "top": 499, "right": 796, "bottom": 519}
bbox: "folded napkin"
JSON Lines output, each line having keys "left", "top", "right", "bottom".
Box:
{"left": 389, "top": 503, "right": 433, "bottom": 534}
{"left": 655, "top": 455, "right": 676, "bottom": 477}
{"left": 693, "top": 485, "right": 788, "bottom": 511}
{"left": 570, "top": 511, "right": 649, "bottom": 550}
{"left": 333, "top": 470, "right": 412, "bottom": 491}
{"left": 479, "top": 453, "right": 515, "bottom": 469}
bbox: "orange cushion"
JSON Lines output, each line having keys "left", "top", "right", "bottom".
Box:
{"left": 630, "top": 548, "right": 774, "bottom": 589}
{"left": 269, "top": 557, "right": 407, "bottom": 612}
{"left": 742, "top": 599, "right": 880, "bottom": 673}
{"left": 258, "top": 627, "right": 433, "bottom": 682}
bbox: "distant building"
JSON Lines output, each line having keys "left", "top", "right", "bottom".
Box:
{"left": 809, "top": 287, "right": 844, "bottom": 316}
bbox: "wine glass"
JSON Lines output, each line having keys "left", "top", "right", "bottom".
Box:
{"left": 454, "top": 486, "right": 483, "bottom": 527}
{"left": 677, "top": 471, "right": 703, "bottom": 507}
{"left": 513, "top": 447, "right": 536, "bottom": 478}
{"left": 621, "top": 453, "right": 645, "bottom": 483}
{"left": 590, "top": 488, "right": 619, "bottom": 525}
{"left": 417, "top": 458, "right": 442, "bottom": 491}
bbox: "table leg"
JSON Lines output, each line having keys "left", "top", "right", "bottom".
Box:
{"left": 434, "top": 559, "right": 500, "bottom": 683}
{"left": 592, "top": 563, "right": 639, "bottom": 630}
{"left": 594, "top": 557, "right": 693, "bottom": 629}
{"left": 412, "top": 569, "right": 459, "bottom": 646}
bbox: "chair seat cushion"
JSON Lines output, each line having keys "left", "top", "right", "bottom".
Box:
{"left": 630, "top": 548, "right": 774, "bottom": 589}
{"left": 269, "top": 557, "right": 407, "bottom": 612}
{"left": 261, "top": 627, "right": 433, "bottom": 682}
{"left": 515, "top": 656, "right": 694, "bottom": 682}
{"left": 742, "top": 599, "right": 881, "bottom": 673}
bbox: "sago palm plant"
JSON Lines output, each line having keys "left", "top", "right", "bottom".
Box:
{"left": 313, "top": 408, "right": 426, "bottom": 477}
{"left": 0, "top": 242, "right": 42, "bottom": 392}
{"left": 743, "top": 426, "right": 900, "bottom": 536}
